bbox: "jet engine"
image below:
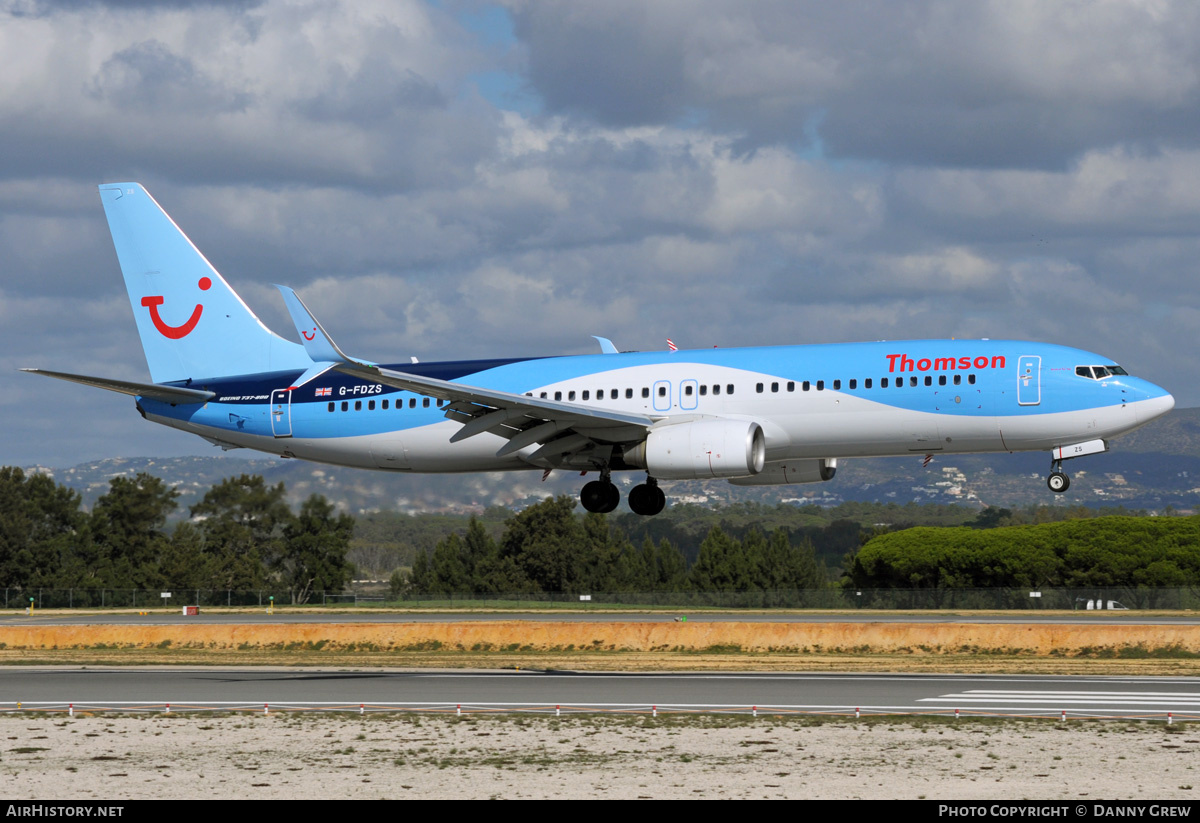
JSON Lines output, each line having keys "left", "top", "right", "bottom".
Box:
{"left": 622, "top": 420, "right": 766, "bottom": 480}
{"left": 728, "top": 458, "right": 837, "bottom": 486}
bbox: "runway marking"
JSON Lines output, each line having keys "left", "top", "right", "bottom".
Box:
{"left": 962, "top": 689, "right": 1200, "bottom": 697}
{"left": 921, "top": 689, "right": 1200, "bottom": 707}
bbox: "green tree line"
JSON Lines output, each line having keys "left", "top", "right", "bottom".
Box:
{"left": 402, "top": 495, "right": 828, "bottom": 596}
{"left": 845, "top": 516, "right": 1200, "bottom": 591}
{"left": 349, "top": 498, "right": 1148, "bottom": 578}
{"left": 0, "top": 467, "right": 354, "bottom": 604}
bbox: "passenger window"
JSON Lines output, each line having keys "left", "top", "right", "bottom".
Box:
{"left": 341, "top": 401, "right": 348, "bottom": 411}
{"left": 953, "top": 375, "right": 961, "bottom": 386}
{"left": 833, "top": 379, "right": 841, "bottom": 390}
{"left": 787, "top": 381, "right": 794, "bottom": 392}
{"left": 700, "top": 385, "right": 708, "bottom": 396}
{"left": 569, "top": 391, "right": 576, "bottom": 400}
{"left": 756, "top": 382, "right": 764, "bottom": 393}
{"left": 368, "top": 400, "right": 375, "bottom": 411}
{"left": 540, "top": 392, "right": 547, "bottom": 399}
{"left": 713, "top": 385, "right": 721, "bottom": 395}
{"left": 625, "top": 388, "right": 633, "bottom": 399}
{"left": 328, "top": 402, "right": 335, "bottom": 412}
{"left": 554, "top": 391, "right": 562, "bottom": 401}
{"left": 849, "top": 379, "right": 857, "bottom": 389}
{"left": 803, "top": 381, "right": 810, "bottom": 391}
{"left": 611, "top": 388, "right": 618, "bottom": 398}
{"left": 382, "top": 399, "right": 389, "bottom": 410}
{"left": 437, "top": 399, "right": 444, "bottom": 407}
{"left": 685, "top": 385, "right": 693, "bottom": 396}
{"left": 770, "top": 382, "right": 778, "bottom": 393}
{"left": 642, "top": 387, "right": 650, "bottom": 398}
{"left": 881, "top": 378, "right": 889, "bottom": 388}
{"left": 865, "top": 378, "right": 872, "bottom": 389}
{"left": 582, "top": 390, "right": 589, "bottom": 400}
{"left": 816, "top": 380, "right": 824, "bottom": 391}
{"left": 355, "top": 400, "right": 362, "bottom": 411}
{"left": 597, "top": 389, "right": 604, "bottom": 399}
{"left": 938, "top": 375, "right": 946, "bottom": 386}
{"left": 968, "top": 374, "right": 976, "bottom": 385}
{"left": 658, "top": 386, "right": 666, "bottom": 397}
{"left": 726, "top": 384, "right": 734, "bottom": 395}
{"left": 909, "top": 376, "right": 917, "bottom": 387}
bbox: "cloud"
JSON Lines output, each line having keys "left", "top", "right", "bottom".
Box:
{"left": 1, "top": 0, "right": 1198, "bottom": 468}
{"left": 506, "top": 0, "right": 1200, "bottom": 167}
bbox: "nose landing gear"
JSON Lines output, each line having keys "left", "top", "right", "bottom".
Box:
{"left": 1047, "top": 459, "right": 1070, "bottom": 493}
{"left": 628, "top": 476, "right": 665, "bottom": 516}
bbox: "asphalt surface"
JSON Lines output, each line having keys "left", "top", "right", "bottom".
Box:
{"left": 1, "top": 669, "right": 1198, "bottom": 719}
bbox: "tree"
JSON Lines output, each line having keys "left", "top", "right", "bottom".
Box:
{"left": 279, "top": 495, "right": 355, "bottom": 604}
{"left": 0, "top": 467, "right": 86, "bottom": 589}
{"left": 756, "top": 529, "right": 826, "bottom": 604}
{"left": 688, "top": 526, "right": 754, "bottom": 592}
{"left": 89, "top": 473, "right": 179, "bottom": 589}
{"left": 499, "top": 496, "right": 588, "bottom": 592}
{"left": 158, "top": 521, "right": 208, "bottom": 590}
{"left": 644, "top": 537, "right": 688, "bottom": 592}
{"left": 190, "top": 474, "right": 293, "bottom": 590}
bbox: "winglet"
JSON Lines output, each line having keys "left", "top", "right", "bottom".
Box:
{"left": 275, "top": 285, "right": 376, "bottom": 367}
{"left": 592, "top": 336, "right": 619, "bottom": 354}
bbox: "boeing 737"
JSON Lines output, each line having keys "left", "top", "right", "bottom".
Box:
{"left": 23, "top": 183, "right": 1176, "bottom": 515}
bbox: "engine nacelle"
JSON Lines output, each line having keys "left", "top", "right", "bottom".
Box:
{"left": 623, "top": 420, "right": 767, "bottom": 480}
{"left": 728, "top": 458, "right": 837, "bottom": 486}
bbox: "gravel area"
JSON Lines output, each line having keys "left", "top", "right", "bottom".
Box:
{"left": 2, "top": 714, "right": 1197, "bottom": 799}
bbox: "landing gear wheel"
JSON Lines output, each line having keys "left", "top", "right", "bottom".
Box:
{"left": 581, "top": 480, "right": 620, "bottom": 513}
{"left": 628, "top": 482, "right": 666, "bottom": 516}
{"left": 1047, "top": 471, "right": 1070, "bottom": 493}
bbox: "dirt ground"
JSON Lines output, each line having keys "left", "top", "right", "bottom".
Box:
{"left": 2, "top": 713, "right": 1197, "bottom": 800}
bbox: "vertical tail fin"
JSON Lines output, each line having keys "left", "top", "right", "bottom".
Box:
{"left": 99, "top": 183, "right": 311, "bottom": 383}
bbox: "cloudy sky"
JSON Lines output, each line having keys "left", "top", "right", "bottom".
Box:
{"left": 2, "top": 0, "right": 1198, "bottom": 468}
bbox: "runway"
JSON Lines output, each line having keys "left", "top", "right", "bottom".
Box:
{"left": 3, "top": 669, "right": 1198, "bottom": 720}
{"left": 6, "top": 610, "right": 1200, "bottom": 627}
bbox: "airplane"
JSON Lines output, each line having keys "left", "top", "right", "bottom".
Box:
{"left": 23, "top": 183, "right": 1176, "bottom": 516}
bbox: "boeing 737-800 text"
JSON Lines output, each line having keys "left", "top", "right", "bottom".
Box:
{"left": 23, "top": 184, "right": 1175, "bottom": 516}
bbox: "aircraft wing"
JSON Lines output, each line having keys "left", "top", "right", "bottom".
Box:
{"left": 277, "top": 283, "right": 660, "bottom": 465}
{"left": 20, "top": 369, "right": 215, "bottom": 404}
{"left": 334, "top": 361, "right": 661, "bottom": 463}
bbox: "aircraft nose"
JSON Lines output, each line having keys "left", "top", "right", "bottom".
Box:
{"left": 1135, "top": 387, "right": 1174, "bottom": 424}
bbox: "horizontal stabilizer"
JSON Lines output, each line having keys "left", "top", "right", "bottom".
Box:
{"left": 20, "top": 369, "right": 215, "bottom": 404}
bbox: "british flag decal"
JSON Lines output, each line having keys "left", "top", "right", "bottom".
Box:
{"left": 315, "top": 387, "right": 332, "bottom": 397}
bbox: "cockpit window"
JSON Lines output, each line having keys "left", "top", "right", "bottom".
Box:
{"left": 1076, "top": 364, "right": 1127, "bottom": 380}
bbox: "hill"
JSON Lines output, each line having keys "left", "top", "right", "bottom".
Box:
{"left": 23, "top": 408, "right": 1200, "bottom": 515}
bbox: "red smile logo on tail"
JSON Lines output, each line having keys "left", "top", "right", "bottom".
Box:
{"left": 141, "top": 277, "right": 211, "bottom": 339}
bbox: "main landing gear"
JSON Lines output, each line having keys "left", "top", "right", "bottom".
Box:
{"left": 580, "top": 473, "right": 620, "bottom": 513}
{"left": 579, "top": 472, "right": 666, "bottom": 516}
{"left": 1047, "top": 459, "right": 1071, "bottom": 493}
{"left": 628, "top": 476, "right": 665, "bottom": 517}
